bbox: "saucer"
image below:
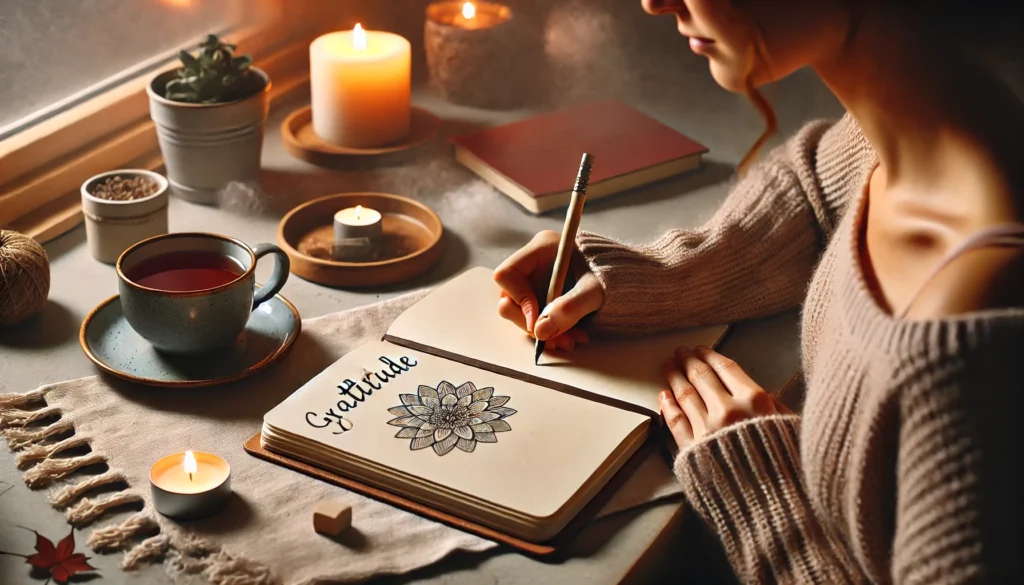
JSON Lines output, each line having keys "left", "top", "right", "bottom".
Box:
{"left": 278, "top": 192, "right": 444, "bottom": 288}
{"left": 281, "top": 105, "right": 441, "bottom": 168}
{"left": 79, "top": 294, "right": 301, "bottom": 388}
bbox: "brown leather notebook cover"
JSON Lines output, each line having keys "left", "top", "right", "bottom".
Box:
{"left": 451, "top": 100, "right": 708, "bottom": 213}
{"left": 244, "top": 431, "right": 659, "bottom": 556}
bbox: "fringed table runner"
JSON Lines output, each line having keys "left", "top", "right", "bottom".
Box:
{"left": 0, "top": 291, "right": 681, "bottom": 584}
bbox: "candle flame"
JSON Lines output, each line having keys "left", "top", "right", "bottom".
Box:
{"left": 355, "top": 205, "right": 363, "bottom": 220}
{"left": 353, "top": 23, "right": 367, "bottom": 51}
{"left": 462, "top": 2, "right": 476, "bottom": 19}
{"left": 183, "top": 450, "right": 197, "bottom": 481}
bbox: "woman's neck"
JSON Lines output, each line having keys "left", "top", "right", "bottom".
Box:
{"left": 813, "top": 18, "right": 1023, "bottom": 195}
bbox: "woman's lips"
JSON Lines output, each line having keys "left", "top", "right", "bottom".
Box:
{"left": 689, "top": 37, "right": 715, "bottom": 54}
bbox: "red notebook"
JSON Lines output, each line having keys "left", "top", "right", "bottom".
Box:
{"left": 451, "top": 100, "right": 708, "bottom": 214}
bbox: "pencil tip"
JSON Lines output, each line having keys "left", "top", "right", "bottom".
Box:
{"left": 534, "top": 339, "right": 544, "bottom": 365}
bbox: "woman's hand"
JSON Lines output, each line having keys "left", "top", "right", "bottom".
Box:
{"left": 659, "top": 345, "right": 791, "bottom": 450}
{"left": 493, "top": 231, "right": 605, "bottom": 351}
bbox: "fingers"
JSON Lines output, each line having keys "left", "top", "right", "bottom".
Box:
{"left": 565, "top": 328, "right": 590, "bottom": 345}
{"left": 693, "top": 345, "right": 763, "bottom": 398}
{"left": 493, "top": 232, "right": 558, "bottom": 332}
{"left": 541, "top": 329, "right": 591, "bottom": 354}
{"left": 675, "top": 346, "right": 730, "bottom": 406}
{"left": 533, "top": 272, "right": 604, "bottom": 341}
{"left": 663, "top": 358, "right": 707, "bottom": 438}
{"left": 497, "top": 293, "right": 529, "bottom": 332}
{"left": 692, "top": 345, "right": 776, "bottom": 416}
{"left": 659, "top": 389, "right": 694, "bottom": 450}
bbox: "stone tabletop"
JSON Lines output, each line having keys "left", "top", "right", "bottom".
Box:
{"left": 0, "top": 4, "right": 845, "bottom": 582}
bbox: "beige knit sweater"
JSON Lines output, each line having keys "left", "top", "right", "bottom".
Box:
{"left": 577, "top": 115, "right": 1023, "bottom": 583}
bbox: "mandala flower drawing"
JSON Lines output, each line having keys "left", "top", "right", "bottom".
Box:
{"left": 386, "top": 381, "right": 516, "bottom": 456}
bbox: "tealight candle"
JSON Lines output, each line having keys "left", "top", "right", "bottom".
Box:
{"left": 333, "top": 205, "right": 383, "bottom": 261}
{"left": 310, "top": 24, "right": 412, "bottom": 148}
{"left": 150, "top": 451, "right": 231, "bottom": 520}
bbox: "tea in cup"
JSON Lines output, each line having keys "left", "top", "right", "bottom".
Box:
{"left": 117, "top": 233, "right": 290, "bottom": 353}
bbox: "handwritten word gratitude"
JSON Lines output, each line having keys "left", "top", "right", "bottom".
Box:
{"left": 306, "top": 355, "right": 419, "bottom": 434}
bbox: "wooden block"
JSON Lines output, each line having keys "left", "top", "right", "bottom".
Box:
{"left": 313, "top": 500, "right": 352, "bottom": 536}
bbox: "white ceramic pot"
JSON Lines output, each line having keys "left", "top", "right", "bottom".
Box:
{"left": 146, "top": 67, "right": 270, "bottom": 206}
{"left": 81, "top": 170, "right": 169, "bottom": 264}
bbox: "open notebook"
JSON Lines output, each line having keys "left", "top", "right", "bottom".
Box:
{"left": 262, "top": 267, "right": 727, "bottom": 542}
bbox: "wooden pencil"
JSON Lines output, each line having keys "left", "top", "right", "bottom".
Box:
{"left": 535, "top": 153, "right": 595, "bottom": 364}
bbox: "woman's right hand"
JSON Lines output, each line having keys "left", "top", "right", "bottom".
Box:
{"left": 493, "top": 231, "right": 605, "bottom": 351}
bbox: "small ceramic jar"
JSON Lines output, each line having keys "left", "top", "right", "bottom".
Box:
{"left": 81, "top": 170, "right": 169, "bottom": 264}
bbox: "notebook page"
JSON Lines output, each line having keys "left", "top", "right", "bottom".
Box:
{"left": 263, "top": 340, "right": 648, "bottom": 520}
{"left": 385, "top": 267, "right": 728, "bottom": 414}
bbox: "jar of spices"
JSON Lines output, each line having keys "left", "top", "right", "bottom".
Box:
{"left": 80, "top": 170, "right": 169, "bottom": 264}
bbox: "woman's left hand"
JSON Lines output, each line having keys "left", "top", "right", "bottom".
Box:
{"left": 659, "top": 345, "right": 787, "bottom": 451}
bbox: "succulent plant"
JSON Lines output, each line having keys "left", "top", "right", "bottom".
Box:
{"left": 164, "top": 34, "right": 261, "bottom": 104}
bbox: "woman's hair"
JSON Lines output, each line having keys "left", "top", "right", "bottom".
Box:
{"left": 737, "top": 53, "right": 776, "bottom": 177}
{"left": 736, "top": 15, "right": 778, "bottom": 177}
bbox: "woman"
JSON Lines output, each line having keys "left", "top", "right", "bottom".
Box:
{"left": 494, "top": 1, "right": 1022, "bottom": 582}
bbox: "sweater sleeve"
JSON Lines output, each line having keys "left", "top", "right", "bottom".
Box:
{"left": 889, "top": 328, "right": 1022, "bottom": 583}
{"left": 674, "top": 325, "right": 1024, "bottom": 585}
{"left": 673, "top": 415, "right": 867, "bottom": 584}
{"left": 577, "top": 114, "right": 873, "bottom": 335}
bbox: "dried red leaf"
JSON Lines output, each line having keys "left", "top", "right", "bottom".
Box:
{"left": 22, "top": 528, "right": 97, "bottom": 584}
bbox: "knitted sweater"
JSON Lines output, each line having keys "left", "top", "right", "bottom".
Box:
{"left": 576, "top": 115, "right": 1023, "bottom": 583}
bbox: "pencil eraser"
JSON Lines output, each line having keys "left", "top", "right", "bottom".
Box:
{"left": 313, "top": 500, "right": 352, "bottom": 536}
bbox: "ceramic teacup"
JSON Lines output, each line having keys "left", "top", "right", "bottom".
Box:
{"left": 116, "top": 233, "right": 290, "bottom": 354}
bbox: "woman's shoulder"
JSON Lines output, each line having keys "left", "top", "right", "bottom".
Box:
{"left": 908, "top": 242, "right": 1024, "bottom": 320}
{"left": 753, "top": 113, "right": 877, "bottom": 233}
{"left": 886, "top": 296, "right": 1024, "bottom": 382}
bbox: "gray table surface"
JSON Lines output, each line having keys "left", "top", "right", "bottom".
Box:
{"left": 0, "top": 35, "right": 844, "bottom": 583}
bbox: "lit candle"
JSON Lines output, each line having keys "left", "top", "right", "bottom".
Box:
{"left": 424, "top": 1, "right": 520, "bottom": 108}
{"left": 334, "top": 205, "right": 384, "bottom": 261}
{"left": 428, "top": 1, "right": 510, "bottom": 30}
{"left": 310, "top": 24, "right": 411, "bottom": 148}
{"left": 150, "top": 451, "right": 231, "bottom": 520}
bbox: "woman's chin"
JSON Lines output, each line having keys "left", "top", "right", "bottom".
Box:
{"left": 708, "top": 62, "right": 748, "bottom": 94}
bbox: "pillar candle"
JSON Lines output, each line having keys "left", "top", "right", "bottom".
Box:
{"left": 310, "top": 24, "right": 411, "bottom": 148}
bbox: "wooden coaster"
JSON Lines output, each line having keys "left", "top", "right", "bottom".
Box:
{"left": 282, "top": 106, "right": 442, "bottom": 168}
{"left": 278, "top": 192, "right": 444, "bottom": 288}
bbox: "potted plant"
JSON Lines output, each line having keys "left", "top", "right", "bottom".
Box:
{"left": 81, "top": 170, "right": 169, "bottom": 264}
{"left": 147, "top": 35, "right": 271, "bottom": 205}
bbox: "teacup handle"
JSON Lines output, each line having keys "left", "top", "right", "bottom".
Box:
{"left": 252, "top": 243, "right": 291, "bottom": 310}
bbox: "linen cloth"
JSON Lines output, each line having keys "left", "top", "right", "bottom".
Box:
{"left": 0, "top": 290, "right": 681, "bottom": 585}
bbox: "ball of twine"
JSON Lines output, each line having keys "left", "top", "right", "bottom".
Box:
{"left": 0, "top": 230, "right": 51, "bottom": 326}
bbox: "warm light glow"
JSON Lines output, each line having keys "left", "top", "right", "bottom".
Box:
{"left": 183, "top": 450, "right": 197, "bottom": 480}
{"left": 161, "top": 0, "right": 194, "bottom": 8}
{"left": 353, "top": 23, "right": 367, "bottom": 51}
{"left": 462, "top": 2, "right": 476, "bottom": 19}
{"left": 355, "top": 205, "right": 364, "bottom": 220}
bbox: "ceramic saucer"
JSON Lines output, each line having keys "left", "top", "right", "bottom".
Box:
{"left": 79, "top": 294, "right": 301, "bottom": 388}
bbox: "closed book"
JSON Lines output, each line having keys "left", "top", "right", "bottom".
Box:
{"left": 452, "top": 100, "right": 708, "bottom": 214}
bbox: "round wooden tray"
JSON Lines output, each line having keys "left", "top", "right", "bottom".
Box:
{"left": 278, "top": 193, "right": 444, "bottom": 288}
{"left": 282, "top": 106, "right": 441, "bottom": 168}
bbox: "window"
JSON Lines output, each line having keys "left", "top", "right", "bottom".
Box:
{"left": 0, "top": 0, "right": 327, "bottom": 239}
{"left": 0, "top": 0, "right": 248, "bottom": 140}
